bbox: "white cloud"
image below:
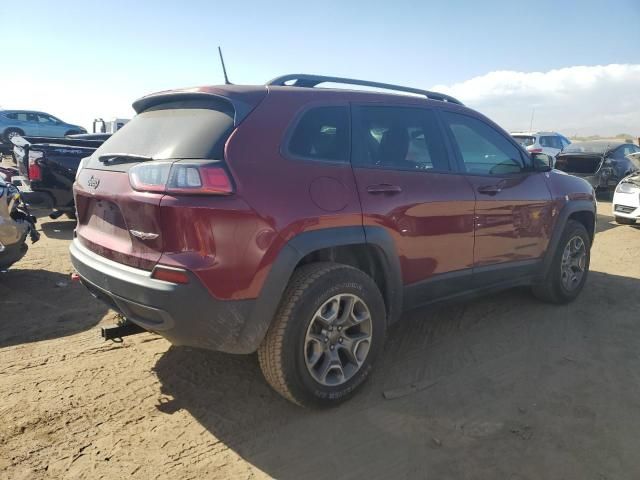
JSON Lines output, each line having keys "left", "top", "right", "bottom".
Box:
{"left": 433, "top": 64, "right": 640, "bottom": 137}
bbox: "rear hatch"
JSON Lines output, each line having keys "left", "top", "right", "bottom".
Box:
{"left": 74, "top": 93, "right": 258, "bottom": 270}
{"left": 554, "top": 153, "right": 604, "bottom": 176}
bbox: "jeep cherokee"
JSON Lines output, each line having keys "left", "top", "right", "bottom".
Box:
{"left": 70, "top": 74, "right": 596, "bottom": 407}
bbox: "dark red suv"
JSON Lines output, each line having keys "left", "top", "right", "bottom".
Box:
{"left": 70, "top": 74, "right": 596, "bottom": 407}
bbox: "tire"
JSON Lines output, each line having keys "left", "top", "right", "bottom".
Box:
{"left": 615, "top": 216, "right": 636, "bottom": 225}
{"left": 532, "top": 220, "right": 591, "bottom": 304}
{"left": 258, "top": 262, "right": 386, "bottom": 408}
{"left": 3, "top": 128, "right": 23, "bottom": 143}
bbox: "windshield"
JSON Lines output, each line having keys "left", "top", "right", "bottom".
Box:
{"left": 512, "top": 135, "right": 536, "bottom": 147}
{"left": 87, "top": 98, "right": 235, "bottom": 171}
{"left": 562, "top": 143, "right": 609, "bottom": 154}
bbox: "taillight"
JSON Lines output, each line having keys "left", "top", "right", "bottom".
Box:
{"left": 129, "top": 161, "right": 233, "bottom": 195}
{"left": 528, "top": 148, "right": 543, "bottom": 153}
{"left": 28, "top": 150, "right": 43, "bottom": 181}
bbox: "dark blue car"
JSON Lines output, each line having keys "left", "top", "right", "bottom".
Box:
{"left": 0, "top": 110, "right": 86, "bottom": 143}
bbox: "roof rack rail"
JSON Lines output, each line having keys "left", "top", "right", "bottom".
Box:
{"left": 267, "top": 74, "right": 464, "bottom": 105}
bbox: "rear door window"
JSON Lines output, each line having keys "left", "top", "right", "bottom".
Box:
{"left": 513, "top": 135, "right": 535, "bottom": 147}
{"left": 88, "top": 98, "right": 235, "bottom": 171}
{"left": 287, "top": 106, "right": 349, "bottom": 162}
{"left": 353, "top": 106, "right": 450, "bottom": 171}
{"left": 442, "top": 111, "right": 524, "bottom": 175}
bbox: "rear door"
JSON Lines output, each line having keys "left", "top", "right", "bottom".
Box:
{"left": 440, "top": 110, "right": 553, "bottom": 286}
{"left": 351, "top": 104, "right": 476, "bottom": 307}
{"left": 74, "top": 97, "right": 237, "bottom": 270}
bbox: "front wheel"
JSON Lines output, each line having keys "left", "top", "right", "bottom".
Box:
{"left": 532, "top": 220, "right": 591, "bottom": 304}
{"left": 258, "top": 262, "right": 386, "bottom": 408}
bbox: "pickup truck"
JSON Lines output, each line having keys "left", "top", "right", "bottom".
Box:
{"left": 11, "top": 134, "right": 110, "bottom": 218}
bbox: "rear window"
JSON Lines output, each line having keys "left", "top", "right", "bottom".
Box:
{"left": 562, "top": 143, "right": 609, "bottom": 154}
{"left": 287, "top": 106, "right": 349, "bottom": 162}
{"left": 87, "top": 98, "right": 235, "bottom": 170}
{"left": 512, "top": 135, "right": 535, "bottom": 147}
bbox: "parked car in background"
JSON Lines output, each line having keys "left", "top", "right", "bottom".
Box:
{"left": 1, "top": 110, "right": 86, "bottom": 144}
{"left": 11, "top": 134, "right": 110, "bottom": 218}
{"left": 70, "top": 74, "right": 596, "bottom": 407}
{"left": 612, "top": 167, "right": 640, "bottom": 224}
{"left": 555, "top": 141, "right": 640, "bottom": 195}
{"left": 511, "top": 131, "right": 571, "bottom": 159}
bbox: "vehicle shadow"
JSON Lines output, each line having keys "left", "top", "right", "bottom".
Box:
{"left": 153, "top": 271, "right": 640, "bottom": 479}
{"left": 0, "top": 268, "right": 110, "bottom": 348}
{"left": 40, "top": 220, "right": 76, "bottom": 240}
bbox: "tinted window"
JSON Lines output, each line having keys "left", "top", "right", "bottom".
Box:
{"left": 442, "top": 111, "right": 524, "bottom": 175}
{"left": 89, "top": 98, "right": 235, "bottom": 171}
{"left": 540, "top": 136, "right": 562, "bottom": 149}
{"left": 8, "top": 113, "right": 33, "bottom": 122}
{"left": 37, "top": 114, "right": 56, "bottom": 123}
{"left": 288, "top": 106, "right": 349, "bottom": 162}
{"left": 354, "top": 106, "right": 449, "bottom": 171}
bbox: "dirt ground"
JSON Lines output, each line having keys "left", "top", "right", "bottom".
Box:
{"left": 1, "top": 180, "right": 640, "bottom": 479}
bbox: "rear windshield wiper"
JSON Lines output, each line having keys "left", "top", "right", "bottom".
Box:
{"left": 98, "top": 153, "right": 154, "bottom": 164}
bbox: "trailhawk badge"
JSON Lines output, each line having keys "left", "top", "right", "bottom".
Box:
{"left": 87, "top": 175, "right": 100, "bottom": 189}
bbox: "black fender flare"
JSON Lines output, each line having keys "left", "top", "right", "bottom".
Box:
{"left": 239, "top": 226, "right": 403, "bottom": 352}
{"left": 540, "top": 200, "right": 596, "bottom": 279}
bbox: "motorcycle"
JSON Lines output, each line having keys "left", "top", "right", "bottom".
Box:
{"left": 0, "top": 178, "right": 39, "bottom": 270}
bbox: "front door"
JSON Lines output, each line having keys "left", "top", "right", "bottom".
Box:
{"left": 440, "top": 110, "right": 553, "bottom": 286}
{"left": 351, "top": 104, "right": 476, "bottom": 307}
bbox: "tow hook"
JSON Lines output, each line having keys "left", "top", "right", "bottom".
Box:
{"left": 101, "top": 317, "right": 146, "bottom": 342}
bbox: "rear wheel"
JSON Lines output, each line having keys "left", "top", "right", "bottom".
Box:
{"left": 258, "top": 262, "right": 386, "bottom": 407}
{"left": 615, "top": 216, "right": 636, "bottom": 225}
{"left": 3, "top": 128, "right": 23, "bottom": 143}
{"left": 532, "top": 220, "right": 590, "bottom": 304}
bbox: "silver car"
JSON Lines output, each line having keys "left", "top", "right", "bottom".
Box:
{"left": 0, "top": 110, "right": 86, "bottom": 143}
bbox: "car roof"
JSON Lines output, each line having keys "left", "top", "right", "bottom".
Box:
{"left": 2, "top": 109, "right": 49, "bottom": 115}
{"left": 510, "top": 131, "right": 560, "bottom": 136}
{"left": 134, "top": 82, "right": 463, "bottom": 112}
{"left": 570, "top": 140, "right": 627, "bottom": 149}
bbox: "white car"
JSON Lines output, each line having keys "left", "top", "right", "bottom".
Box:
{"left": 511, "top": 131, "right": 571, "bottom": 159}
{"left": 612, "top": 173, "right": 640, "bottom": 224}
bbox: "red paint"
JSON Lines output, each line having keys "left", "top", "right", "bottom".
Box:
{"left": 73, "top": 84, "right": 595, "bottom": 303}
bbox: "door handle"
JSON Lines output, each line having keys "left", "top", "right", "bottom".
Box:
{"left": 366, "top": 184, "right": 402, "bottom": 194}
{"left": 477, "top": 185, "right": 502, "bottom": 196}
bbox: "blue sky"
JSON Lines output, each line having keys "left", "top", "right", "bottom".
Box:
{"left": 2, "top": 0, "right": 639, "bottom": 135}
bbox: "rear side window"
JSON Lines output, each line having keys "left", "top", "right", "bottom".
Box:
{"left": 88, "top": 98, "right": 235, "bottom": 171}
{"left": 353, "top": 106, "right": 450, "bottom": 171}
{"left": 442, "top": 111, "right": 524, "bottom": 175}
{"left": 288, "top": 106, "right": 349, "bottom": 162}
{"left": 7, "top": 112, "right": 34, "bottom": 122}
{"left": 513, "top": 135, "right": 535, "bottom": 147}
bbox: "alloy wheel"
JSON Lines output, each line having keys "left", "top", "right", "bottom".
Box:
{"left": 304, "top": 294, "right": 373, "bottom": 386}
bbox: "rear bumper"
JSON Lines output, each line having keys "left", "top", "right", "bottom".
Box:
{"left": 69, "top": 239, "right": 261, "bottom": 353}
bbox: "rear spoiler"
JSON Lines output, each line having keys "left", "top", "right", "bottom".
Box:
{"left": 10, "top": 136, "right": 107, "bottom": 149}
{"left": 132, "top": 90, "right": 264, "bottom": 127}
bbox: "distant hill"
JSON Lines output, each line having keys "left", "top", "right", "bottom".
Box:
{"left": 569, "top": 133, "right": 639, "bottom": 145}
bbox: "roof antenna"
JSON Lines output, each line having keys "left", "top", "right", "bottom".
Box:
{"left": 218, "top": 46, "right": 231, "bottom": 85}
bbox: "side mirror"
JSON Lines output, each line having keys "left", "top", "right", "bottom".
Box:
{"left": 532, "top": 153, "right": 553, "bottom": 172}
